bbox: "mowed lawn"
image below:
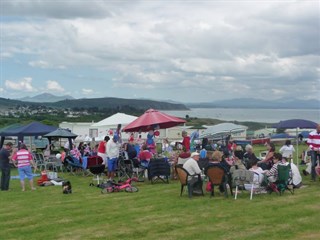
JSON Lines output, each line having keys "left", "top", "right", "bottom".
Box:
{"left": 1, "top": 144, "right": 319, "bottom": 240}
{"left": 1, "top": 168, "right": 319, "bottom": 240}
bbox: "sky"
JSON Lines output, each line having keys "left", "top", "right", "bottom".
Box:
{"left": 0, "top": 0, "right": 319, "bottom": 103}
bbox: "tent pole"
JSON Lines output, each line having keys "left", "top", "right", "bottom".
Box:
{"left": 296, "top": 128, "right": 299, "bottom": 166}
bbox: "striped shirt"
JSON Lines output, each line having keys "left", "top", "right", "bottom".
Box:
{"left": 307, "top": 130, "right": 320, "bottom": 150}
{"left": 12, "top": 149, "right": 33, "bottom": 168}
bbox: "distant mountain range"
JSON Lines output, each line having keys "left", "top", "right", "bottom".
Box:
{"left": 2, "top": 94, "right": 319, "bottom": 110}
{"left": 18, "top": 93, "right": 75, "bottom": 102}
{"left": 0, "top": 93, "right": 188, "bottom": 111}
{"left": 186, "top": 98, "right": 320, "bottom": 109}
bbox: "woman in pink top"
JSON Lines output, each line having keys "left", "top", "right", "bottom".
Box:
{"left": 12, "top": 144, "right": 37, "bottom": 191}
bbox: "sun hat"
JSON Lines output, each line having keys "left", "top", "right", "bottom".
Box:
{"left": 191, "top": 152, "right": 200, "bottom": 158}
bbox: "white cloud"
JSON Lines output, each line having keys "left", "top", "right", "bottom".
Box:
{"left": 82, "top": 88, "right": 93, "bottom": 95}
{"left": 1, "top": 1, "right": 319, "bottom": 102}
{"left": 5, "top": 77, "right": 36, "bottom": 92}
{"left": 29, "top": 60, "right": 50, "bottom": 68}
{"left": 46, "top": 80, "right": 64, "bottom": 92}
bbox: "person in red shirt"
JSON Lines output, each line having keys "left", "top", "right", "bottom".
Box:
{"left": 307, "top": 123, "right": 320, "bottom": 181}
{"left": 180, "top": 130, "right": 190, "bottom": 151}
{"left": 138, "top": 144, "right": 153, "bottom": 167}
{"left": 97, "top": 136, "right": 110, "bottom": 165}
{"left": 12, "top": 144, "right": 37, "bottom": 191}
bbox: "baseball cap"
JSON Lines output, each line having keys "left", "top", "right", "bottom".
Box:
{"left": 191, "top": 152, "right": 200, "bottom": 158}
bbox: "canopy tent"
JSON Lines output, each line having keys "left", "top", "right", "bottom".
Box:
{"left": 43, "top": 128, "right": 78, "bottom": 151}
{"left": 199, "top": 123, "right": 248, "bottom": 139}
{"left": 270, "top": 133, "right": 295, "bottom": 139}
{"left": 272, "top": 119, "right": 317, "bottom": 165}
{"left": 0, "top": 122, "right": 57, "bottom": 148}
{"left": 91, "top": 113, "right": 138, "bottom": 127}
{"left": 273, "top": 119, "right": 317, "bottom": 129}
{"left": 122, "top": 109, "right": 186, "bottom": 132}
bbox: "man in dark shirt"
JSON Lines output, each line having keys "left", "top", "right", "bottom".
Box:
{"left": 0, "top": 142, "right": 13, "bottom": 191}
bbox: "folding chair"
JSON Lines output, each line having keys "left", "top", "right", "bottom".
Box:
{"left": 276, "top": 164, "right": 294, "bottom": 195}
{"left": 33, "top": 153, "right": 46, "bottom": 171}
{"left": 148, "top": 158, "right": 171, "bottom": 184}
{"left": 233, "top": 169, "right": 259, "bottom": 200}
{"left": 175, "top": 165, "right": 204, "bottom": 198}
{"left": 205, "top": 165, "right": 230, "bottom": 198}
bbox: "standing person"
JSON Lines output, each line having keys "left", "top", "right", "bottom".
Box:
{"left": 116, "top": 124, "right": 122, "bottom": 143}
{"left": 12, "top": 144, "right": 37, "bottom": 191}
{"left": 307, "top": 123, "right": 320, "bottom": 181}
{"left": 279, "top": 140, "right": 295, "bottom": 161}
{"left": 0, "top": 142, "right": 13, "bottom": 191}
{"left": 97, "top": 136, "right": 110, "bottom": 165}
{"left": 178, "top": 130, "right": 190, "bottom": 151}
{"left": 106, "top": 135, "right": 120, "bottom": 181}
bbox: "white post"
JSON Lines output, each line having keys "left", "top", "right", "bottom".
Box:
{"left": 296, "top": 127, "right": 299, "bottom": 166}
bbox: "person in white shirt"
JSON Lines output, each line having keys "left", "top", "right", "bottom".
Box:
{"left": 106, "top": 135, "right": 120, "bottom": 181}
{"left": 281, "top": 158, "right": 302, "bottom": 188}
{"left": 183, "top": 152, "right": 202, "bottom": 179}
{"left": 279, "top": 140, "right": 295, "bottom": 160}
{"left": 249, "top": 159, "right": 265, "bottom": 187}
{"left": 183, "top": 152, "right": 203, "bottom": 194}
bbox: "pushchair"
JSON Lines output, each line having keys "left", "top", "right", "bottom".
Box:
{"left": 87, "top": 156, "right": 105, "bottom": 187}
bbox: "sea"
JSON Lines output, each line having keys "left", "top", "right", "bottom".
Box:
{"left": 163, "top": 108, "right": 320, "bottom": 124}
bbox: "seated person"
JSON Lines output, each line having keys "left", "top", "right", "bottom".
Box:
{"left": 200, "top": 147, "right": 207, "bottom": 158}
{"left": 281, "top": 157, "right": 302, "bottom": 188}
{"left": 249, "top": 159, "right": 265, "bottom": 187}
{"left": 258, "top": 142, "right": 275, "bottom": 170}
{"left": 183, "top": 152, "right": 202, "bottom": 194}
{"left": 229, "top": 149, "right": 246, "bottom": 176}
{"left": 138, "top": 144, "right": 153, "bottom": 167}
{"left": 206, "top": 150, "right": 230, "bottom": 192}
{"left": 206, "top": 150, "right": 229, "bottom": 173}
{"left": 233, "top": 145, "right": 244, "bottom": 160}
{"left": 243, "top": 144, "right": 259, "bottom": 169}
{"left": 264, "top": 153, "right": 282, "bottom": 183}
{"left": 123, "top": 142, "right": 138, "bottom": 160}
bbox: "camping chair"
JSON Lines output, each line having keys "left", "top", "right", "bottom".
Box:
{"left": 148, "top": 158, "right": 171, "bottom": 184}
{"left": 276, "top": 164, "right": 294, "bottom": 195}
{"left": 65, "top": 156, "right": 84, "bottom": 175}
{"left": 117, "top": 156, "right": 135, "bottom": 182}
{"left": 175, "top": 165, "right": 203, "bottom": 198}
{"left": 205, "top": 165, "right": 230, "bottom": 198}
{"left": 232, "top": 169, "right": 260, "bottom": 200}
{"left": 33, "top": 153, "right": 46, "bottom": 171}
{"left": 50, "top": 155, "right": 64, "bottom": 172}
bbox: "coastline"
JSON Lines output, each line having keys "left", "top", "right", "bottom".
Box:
{"left": 164, "top": 108, "right": 320, "bottom": 124}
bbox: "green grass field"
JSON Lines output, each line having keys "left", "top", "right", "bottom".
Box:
{"left": 1, "top": 145, "right": 319, "bottom": 240}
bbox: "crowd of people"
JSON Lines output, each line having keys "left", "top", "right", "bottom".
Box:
{"left": 1, "top": 123, "right": 319, "bottom": 194}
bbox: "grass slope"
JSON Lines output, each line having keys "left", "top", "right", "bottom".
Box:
{"left": 1, "top": 145, "right": 319, "bottom": 240}
{"left": 1, "top": 170, "right": 319, "bottom": 240}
